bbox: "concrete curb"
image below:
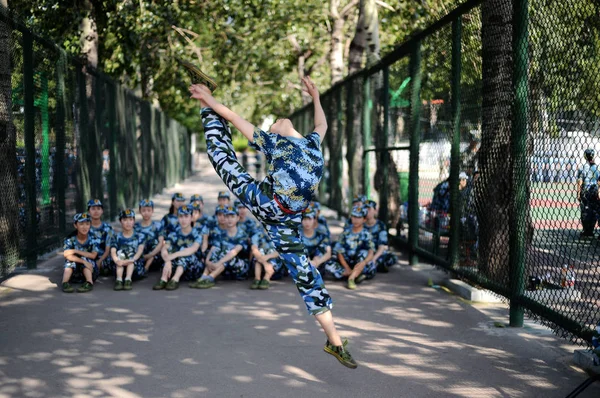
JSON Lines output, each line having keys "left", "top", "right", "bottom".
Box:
{"left": 443, "top": 278, "right": 504, "bottom": 303}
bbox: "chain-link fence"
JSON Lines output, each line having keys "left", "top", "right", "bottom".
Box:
{"left": 291, "top": 0, "right": 600, "bottom": 347}
{"left": 0, "top": 8, "right": 191, "bottom": 277}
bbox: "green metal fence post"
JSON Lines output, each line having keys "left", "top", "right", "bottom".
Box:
{"left": 363, "top": 77, "right": 372, "bottom": 199}
{"left": 76, "top": 66, "right": 90, "bottom": 210}
{"left": 448, "top": 17, "right": 463, "bottom": 268}
{"left": 345, "top": 79, "right": 356, "bottom": 204}
{"left": 509, "top": 0, "right": 529, "bottom": 328}
{"left": 408, "top": 40, "right": 423, "bottom": 266}
{"left": 23, "top": 31, "right": 37, "bottom": 268}
{"left": 55, "top": 51, "right": 67, "bottom": 234}
{"left": 380, "top": 68, "right": 391, "bottom": 224}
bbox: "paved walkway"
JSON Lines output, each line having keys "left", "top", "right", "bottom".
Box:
{"left": 1, "top": 157, "right": 598, "bottom": 398}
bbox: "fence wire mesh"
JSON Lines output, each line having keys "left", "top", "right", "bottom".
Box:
{"left": 0, "top": 8, "right": 191, "bottom": 276}
{"left": 290, "top": 0, "right": 600, "bottom": 346}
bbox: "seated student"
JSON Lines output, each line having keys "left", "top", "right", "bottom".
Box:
{"left": 161, "top": 193, "right": 187, "bottom": 236}
{"left": 190, "top": 194, "right": 211, "bottom": 229}
{"left": 235, "top": 200, "right": 258, "bottom": 237}
{"left": 109, "top": 209, "right": 146, "bottom": 291}
{"left": 364, "top": 200, "right": 398, "bottom": 273}
{"left": 300, "top": 207, "right": 332, "bottom": 275}
{"left": 87, "top": 199, "right": 115, "bottom": 276}
{"left": 191, "top": 203, "right": 210, "bottom": 263}
{"left": 153, "top": 205, "right": 204, "bottom": 291}
{"left": 61, "top": 212, "right": 99, "bottom": 293}
{"left": 326, "top": 204, "right": 375, "bottom": 290}
{"left": 310, "top": 201, "right": 330, "bottom": 239}
{"left": 342, "top": 195, "right": 368, "bottom": 231}
{"left": 249, "top": 226, "right": 282, "bottom": 290}
{"left": 135, "top": 199, "right": 164, "bottom": 272}
{"left": 207, "top": 205, "right": 227, "bottom": 249}
{"left": 190, "top": 205, "right": 249, "bottom": 288}
{"left": 235, "top": 199, "right": 257, "bottom": 275}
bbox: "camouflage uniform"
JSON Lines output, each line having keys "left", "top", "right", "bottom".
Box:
{"left": 165, "top": 228, "right": 205, "bottom": 281}
{"left": 202, "top": 107, "right": 332, "bottom": 314}
{"left": 89, "top": 222, "right": 115, "bottom": 273}
{"left": 160, "top": 213, "right": 180, "bottom": 236}
{"left": 327, "top": 227, "right": 376, "bottom": 279}
{"left": 364, "top": 219, "right": 397, "bottom": 271}
{"left": 251, "top": 227, "right": 285, "bottom": 279}
{"left": 107, "top": 232, "right": 146, "bottom": 279}
{"left": 135, "top": 220, "right": 164, "bottom": 269}
{"left": 63, "top": 235, "right": 99, "bottom": 283}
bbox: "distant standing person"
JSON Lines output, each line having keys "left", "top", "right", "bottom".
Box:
{"left": 577, "top": 149, "right": 600, "bottom": 238}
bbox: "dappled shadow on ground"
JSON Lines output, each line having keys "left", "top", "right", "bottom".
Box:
{"left": 0, "top": 254, "right": 598, "bottom": 398}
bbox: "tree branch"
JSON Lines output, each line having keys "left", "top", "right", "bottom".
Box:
{"left": 341, "top": 0, "right": 360, "bottom": 19}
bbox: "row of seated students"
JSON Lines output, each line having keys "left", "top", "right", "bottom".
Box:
{"left": 60, "top": 192, "right": 398, "bottom": 293}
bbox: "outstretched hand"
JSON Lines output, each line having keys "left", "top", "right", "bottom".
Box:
{"left": 189, "top": 84, "right": 215, "bottom": 108}
{"left": 302, "top": 76, "right": 319, "bottom": 99}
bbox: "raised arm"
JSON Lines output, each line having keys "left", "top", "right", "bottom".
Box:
{"left": 302, "top": 76, "right": 327, "bottom": 142}
{"left": 189, "top": 84, "right": 256, "bottom": 142}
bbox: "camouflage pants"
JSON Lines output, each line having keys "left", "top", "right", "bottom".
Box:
{"left": 325, "top": 250, "right": 377, "bottom": 279}
{"left": 374, "top": 251, "right": 398, "bottom": 272}
{"left": 64, "top": 257, "right": 99, "bottom": 283}
{"left": 168, "top": 255, "right": 204, "bottom": 281}
{"left": 210, "top": 250, "right": 249, "bottom": 280}
{"left": 115, "top": 259, "right": 146, "bottom": 280}
{"left": 202, "top": 108, "right": 332, "bottom": 314}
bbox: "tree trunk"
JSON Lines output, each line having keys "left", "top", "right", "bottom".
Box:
{"left": 330, "top": 0, "right": 346, "bottom": 86}
{"left": 0, "top": 0, "right": 21, "bottom": 274}
{"left": 477, "top": 0, "right": 513, "bottom": 279}
{"left": 346, "top": 0, "right": 368, "bottom": 201}
{"left": 79, "top": 0, "right": 103, "bottom": 200}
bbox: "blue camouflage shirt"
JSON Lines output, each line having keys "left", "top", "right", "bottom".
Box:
{"left": 207, "top": 225, "right": 226, "bottom": 248}
{"left": 249, "top": 127, "right": 323, "bottom": 212}
{"left": 317, "top": 215, "right": 331, "bottom": 238}
{"left": 251, "top": 228, "right": 276, "bottom": 255}
{"left": 107, "top": 232, "right": 145, "bottom": 259}
{"left": 364, "top": 220, "right": 388, "bottom": 248}
{"left": 166, "top": 228, "right": 203, "bottom": 253}
{"left": 238, "top": 218, "right": 258, "bottom": 237}
{"left": 300, "top": 229, "right": 330, "bottom": 259}
{"left": 63, "top": 235, "right": 98, "bottom": 256}
{"left": 334, "top": 228, "right": 375, "bottom": 258}
{"left": 135, "top": 221, "right": 162, "bottom": 253}
{"left": 161, "top": 213, "right": 179, "bottom": 236}
{"left": 210, "top": 228, "right": 249, "bottom": 261}
{"left": 89, "top": 222, "right": 114, "bottom": 256}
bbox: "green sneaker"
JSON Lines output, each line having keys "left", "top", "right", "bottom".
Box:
{"left": 258, "top": 279, "right": 270, "bottom": 290}
{"left": 250, "top": 280, "right": 261, "bottom": 290}
{"left": 355, "top": 274, "right": 367, "bottom": 284}
{"left": 189, "top": 278, "right": 206, "bottom": 289}
{"left": 324, "top": 340, "right": 357, "bottom": 369}
{"left": 76, "top": 282, "right": 93, "bottom": 293}
{"left": 347, "top": 278, "right": 357, "bottom": 290}
{"left": 123, "top": 280, "right": 132, "bottom": 291}
{"left": 153, "top": 280, "right": 167, "bottom": 290}
{"left": 114, "top": 280, "right": 124, "bottom": 291}
{"left": 165, "top": 280, "right": 179, "bottom": 290}
{"left": 200, "top": 279, "right": 215, "bottom": 289}
{"left": 62, "top": 282, "right": 74, "bottom": 293}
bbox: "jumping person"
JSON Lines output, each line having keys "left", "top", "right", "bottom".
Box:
{"left": 189, "top": 76, "right": 357, "bottom": 368}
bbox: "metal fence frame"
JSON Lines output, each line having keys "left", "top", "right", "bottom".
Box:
{"left": 290, "top": 0, "right": 597, "bottom": 346}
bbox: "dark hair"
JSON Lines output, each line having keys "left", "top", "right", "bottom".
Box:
{"left": 169, "top": 202, "right": 176, "bottom": 215}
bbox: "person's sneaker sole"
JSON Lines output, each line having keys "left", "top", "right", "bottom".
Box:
{"left": 177, "top": 58, "right": 218, "bottom": 91}
{"left": 323, "top": 346, "right": 358, "bottom": 369}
